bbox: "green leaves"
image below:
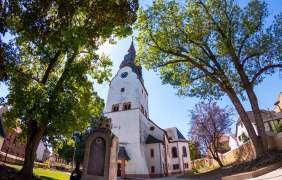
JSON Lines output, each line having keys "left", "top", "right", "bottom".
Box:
{"left": 2, "top": 0, "right": 138, "bottom": 161}
{"left": 136, "top": 0, "right": 282, "bottom": 99}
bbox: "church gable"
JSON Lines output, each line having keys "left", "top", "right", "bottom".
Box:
{"left": 165, "top": 127, "right": 187, "bottom": 142}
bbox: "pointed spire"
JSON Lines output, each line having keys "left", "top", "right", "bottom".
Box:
{"left": 119, "top": 40, "right": 143, "bottom": 83}
{"left": 128, "top": 36, "right": 136, "bottom": 53}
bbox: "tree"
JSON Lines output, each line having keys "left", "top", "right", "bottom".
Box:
{"left": 136, "top": 0, "right": 282, "bottom": 158}
{"left": 57, "top": 116, "right": 100, "bottom": 168}
{"left": 188, "top": 101, "right": 233, "bottom": 167}
{"left": 242, "top": 132, "right": 250, "bottom": 143}
{"left": 188, "top": 141, "right": 201, "bottom": 161}
{"left": 3, "top": 0, "right": 138, "bottom": 178}
{"left": 0, "top": 0, "right": 16, "bottom": 82}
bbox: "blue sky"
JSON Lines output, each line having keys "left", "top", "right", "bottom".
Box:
{"left": 0, "top": 0, "right": 281, "bottom": 138}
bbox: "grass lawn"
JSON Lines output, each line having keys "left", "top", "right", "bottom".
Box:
{"left": 5, "top": 164, "right": 70, "bottom": 180}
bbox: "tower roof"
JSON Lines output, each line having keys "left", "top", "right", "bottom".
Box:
{"left": 119, "top": 41, "right": 143, "bottom": 83}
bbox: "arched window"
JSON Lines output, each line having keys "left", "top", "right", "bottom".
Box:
{"left": 182, "top": 146, "right": 187, "bottom": 157}
{"left": 172, "top": 147, "right": 178, "bottom": 158}
{"left": 112, "top": 104, "right": 119, "bottom": 112}
{"left": 123, "top": 102, "right": 131, "bottom": 110}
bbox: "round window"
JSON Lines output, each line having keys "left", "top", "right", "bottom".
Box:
{"left": 150, "top": 126, "right": 155, "bottom": 131}
{"left": 95, "top": 137, "right": 102, "bottom": 144}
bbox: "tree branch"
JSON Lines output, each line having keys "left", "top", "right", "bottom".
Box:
{"left": 238, "top": 13, "right": 263, "bottom": 58}
{"left": 41, "top": 51, "right": 61, "bottom": 85}
{"left": 251, "top": 64, "right": 282, "bottom": 86}
{"left": 198, "top": 0, "right": 227, "bottom": 39}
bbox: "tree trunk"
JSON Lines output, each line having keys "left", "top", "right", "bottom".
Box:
{"left": 245, "top": 86, "right": 269, "bottom": 157}
{"left": 214, "top": 153, "right": 224, "bottom": 167}
{"left": 209, "top": 146, "right": 224, "bottom": 167}
{"left": 226, "top": 43, "right": 269, "bottom": 157}
{"left": 19, "top": 121, "right": 45, "bottom": 179}
{"left": 225, "top": 88, "right": 267, "bottom": 158}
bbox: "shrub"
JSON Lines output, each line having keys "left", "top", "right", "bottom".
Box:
{"left": 274, "top": 122, "right": 282, "bottom": 133}
{"left": 242, "top": 132, "right": 250, "bottom": 143}
{"left": 43, "top": 160, "right": 51, "bottom": 169}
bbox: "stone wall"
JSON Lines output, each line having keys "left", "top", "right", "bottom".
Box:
{"left": 192, "top": 133, "right": 282, "bottom": 169}
{"left": 192, "top": 141, "right": 256, "bottom": 169}
{"left": 266, "top": 132, "right": 282, "bottom": 150}
{"left": 221, "top": 140, "right": 256, "bottom": 165}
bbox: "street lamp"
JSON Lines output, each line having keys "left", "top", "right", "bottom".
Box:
{"left": 274, "top": 101, "right": 282, "bottom": 112}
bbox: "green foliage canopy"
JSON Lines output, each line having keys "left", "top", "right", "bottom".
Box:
{"left": 136, "top": 0, "right": 282, "bottom": 99}
{"left": 188, "top": 141, "right": 201, "bottom": 161}
{"left": 4, "top": 0, "right": 138, "bottom": 144}
{"left": 1, "top": 0, "right": 138, "bottom": 177}
{"left": 57, "top": 116, "right": 100, "bottom": 166}
{"left": 136, "top": 0, "right": 281, "bottom": 157}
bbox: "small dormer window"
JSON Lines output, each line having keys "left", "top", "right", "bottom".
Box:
{"left": 121, "top": 88, "right": 125, "bottom": 92}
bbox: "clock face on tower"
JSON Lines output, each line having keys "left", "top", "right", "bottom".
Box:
{"left": 121, "top": 72, "right": 128, "bottom": 78}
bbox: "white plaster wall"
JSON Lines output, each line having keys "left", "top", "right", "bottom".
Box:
{"left": 166, "top": 141, "right": 192, "bottom": 172}
{"left": 36, "top": 141, "right": 45, "bottom": 161}
{"left": 236, "top": 123, "right": 252, "bottom": 145}
{"left": 179, "top": 142, "right": 192, "bottom": 171}
{"left": 105, "top": 67, "right": 147, "bottom": 113}
{"left": 104, "top": 66, "right": 150, "bottom": 175}
{"left": 167, "top": 142, "right": 180, "bottom": 171}
{"left": 163, "top": 136, "right": 172, "bottom": 173}
{"left": 229, "top": 137, "right": 238, "bottom": 150}
{"left": 148, "top": 120, "right": 164, "bottom": 140}
{"left": 106, "top": 110, "right": 149, "bottom": 174}
{"left": 145, "top": 143, "right": 162, "bottom": 174}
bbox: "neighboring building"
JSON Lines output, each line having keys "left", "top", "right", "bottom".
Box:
{"left": 1, "top": 127, "right": 26, "bottom": 158}
{"left": 49, "top": 154, "right": 68, "bottom": 166}
{"left": 104, "top": 42, "right": 192, "bottom": 179}
{"left": 216, "top": 135, "right": 231, "bottom": 154}
{"left": 235, "top": 110, "right": 282, "bottom": 145}
{"left": 0, "top": 106, "right": 50, "bottom": 161}
{"left": 207, "top": 134, "right": 232, "bottom": 156}
{"left": 228, "top": 134, "right": 239, "bottom": 150}
{"left": 36, "top": 141, "right": 51, "bottom": 162}
{"left": 274, "top": 92, "right": 282, "bottom": 113}
{"left": 0, "top": 106, "right": 8, "bottom": 150}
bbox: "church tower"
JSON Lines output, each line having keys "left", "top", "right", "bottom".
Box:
{"left": 104, "top": 41, "right": 150, "bottom": 178}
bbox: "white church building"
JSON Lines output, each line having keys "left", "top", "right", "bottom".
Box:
{"left": 104, "top": 42, "right": 192, "bottom": 179}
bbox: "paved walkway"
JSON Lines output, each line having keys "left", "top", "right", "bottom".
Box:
{"left": 143, "top": 175, "right": 188, "bottom": 180}
{"left": 247, "top": 167, "right": 282, "bottom": 180}
{"left": 118, "top": 174, "right": 190, "bottom": 180}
